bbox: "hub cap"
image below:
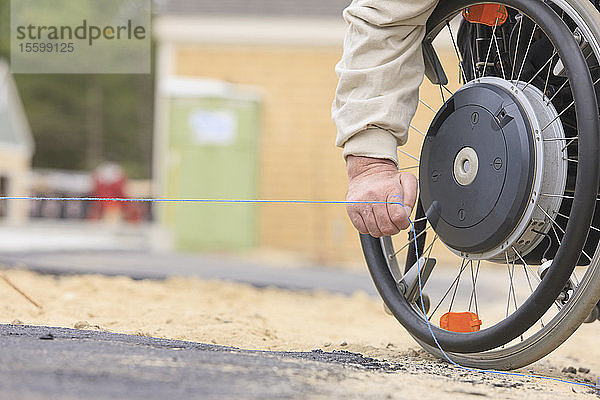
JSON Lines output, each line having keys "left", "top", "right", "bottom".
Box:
{"left": 419, "top": 77, "right": 567, "bottom": 260}
{"left": 453, "top": 147, "right": 479, "bottom": 186}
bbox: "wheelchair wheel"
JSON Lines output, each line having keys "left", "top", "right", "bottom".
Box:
{"left": 362, "top": 0, "right": 600, "bottom": 370}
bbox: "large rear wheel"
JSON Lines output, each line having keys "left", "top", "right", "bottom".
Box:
{"left": 362, "top": 0, "right": 600, "bottom": 370}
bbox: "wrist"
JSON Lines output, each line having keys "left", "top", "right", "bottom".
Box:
{"left": 346, "top": 155, "right": 397, "bottom": 179}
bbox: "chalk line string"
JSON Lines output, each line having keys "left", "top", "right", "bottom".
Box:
{"left": 0, "top": 194, "right": 596, "bottom": 392}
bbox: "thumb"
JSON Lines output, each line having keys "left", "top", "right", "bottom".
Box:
{"left": 390, "top": 193, "right": 412, "bottom": 219}
{"left": 404, "top": 204, "right": 413, "bottom": 220}
{"left": 399, "top": 172, "right": 418, "bottom": 213}
{"left": 389, "top": 194, "right": 412, "bottom": 230}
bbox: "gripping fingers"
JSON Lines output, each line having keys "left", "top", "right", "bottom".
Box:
{"left": 374, "top": 202, "right": 401, "bottom": 236}
{"left": 347, "top": 206, "right": 369, "bottom": 234}
{"left": 362, "top": 205, "right": 384, "bottom": 237}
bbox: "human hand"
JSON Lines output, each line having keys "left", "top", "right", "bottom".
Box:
{"left": 345, "top": 155, "right": 418, "bottom": 237}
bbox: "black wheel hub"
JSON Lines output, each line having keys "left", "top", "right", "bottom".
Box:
{"left": 419, "top": 81, "right": 535, "bottom": 254}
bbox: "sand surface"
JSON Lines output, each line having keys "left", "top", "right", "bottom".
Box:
{"left": 1, "top": 268, "right": 599, "bottom": 398}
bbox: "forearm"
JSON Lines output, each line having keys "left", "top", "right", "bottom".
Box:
{"left": 332, "top": 0, "right": 439, "bottom": 165}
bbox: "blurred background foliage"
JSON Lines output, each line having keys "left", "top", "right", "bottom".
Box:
{"left": 0, "top": 0, "right": 154, "bottom": 178}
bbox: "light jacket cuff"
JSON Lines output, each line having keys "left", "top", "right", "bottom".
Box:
{"left": 342, "top": 128, "right": 399, "bottom": 165}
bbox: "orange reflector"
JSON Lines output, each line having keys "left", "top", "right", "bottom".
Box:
{"left": 440, "top": 312, "right": 482, "bottom": 333}
{"left": 463, "top": 4, "right": 508, "bottom": 27}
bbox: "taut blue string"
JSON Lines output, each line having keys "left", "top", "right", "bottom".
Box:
{"left": 0, "top": 194, "right": 597, "bottom": 392}
{"left": 0, "top": 196, "right": 397, "bottom": 205}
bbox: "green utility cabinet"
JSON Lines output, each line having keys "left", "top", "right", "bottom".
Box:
{"left": 162, "top": 82, "right": 261, "bottom": 251}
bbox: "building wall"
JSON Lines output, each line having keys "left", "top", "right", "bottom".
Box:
{"left": 172, "top": 42, "right": 459, "bottom": 264}
{"left": 175, "top": 44, "right": 362, "bottom": 263}
{"left": 0, "top": 150, "right": 31, "bottom": 224}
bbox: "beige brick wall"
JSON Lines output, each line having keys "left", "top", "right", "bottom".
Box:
{"left": 0, "top": 150, "right": 31, "bottom": 224}
{"left": 174, "top": 44, "right": 460, "bottom": 265}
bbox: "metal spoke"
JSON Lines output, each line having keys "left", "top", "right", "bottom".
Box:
{"left": 550, "top": 222, "right": 562, "bottom": 247}
{"left": 492, "top": 30, "right": 506, "bottom": 80}
{"left": 542, "top": 77, "right": 600, "bottom": 131}
{"left": 510, "top": 259, "right": 519, "bottom": 311}
{"left": 512, "top": 248, "right": 550, "bottom": 328}
{"left": 505, "top": 252, "right": 518, "bottom": 318}
{"left": 411, "top": 216, "right": 429, "bottom": 224}
{"left": 505, "top": 253, "right": 512, "bottom": 318}
{"left": 516, "top": 23, "right": 537, "bottom": 83}
{"left": 540, "top": 193, "right": 573, "bottom": 200}
{"left": 522, "top": 50, "right": 557, "bottom": 92}
{"left": 419, "top": 98, "right": 437, "bottom": 113}
{"left": 543, "top": 136, "right": 577, "bottom": 142}
{"left": 521, "top": 264, "right": 542, "bottom": 330}
{"left": 482, "top": 18, "right": 500, "bottom": 78}
{"left": 441, "top": 85, "right": 455, "bottom": 97}
{"left": 469, "top": 44, "right": 478, "bottom": 80}
{"left": 542, "top": 99, "right": 574, "bottom": 131}
{"left": 415, "top": 234, "right": 438, "bottom": 266}
{"left": 410, "top": 124, "right": 426, "bottom": 137}
{"left": 546, "top": 51, "right": 595, "bottom": 105}
{"left": 425, "top": 234, "right": 439, "bottom": 258}
{"left": 561, "top": 121, "right": 578, "bottom": 131}
{"left": 468, "top": 260, "right": 480, "bottom": 315}
{"left": 536, "top": 205, "right": 591, "bottom": 261}
{"left": 551, "top": 214, "right": 598, "bottom": 261}
{"left": 512, "top": 246, "right": 542, "bottom": 285}
{"left": 510, "top": 16, "right": 523, "bottom": 82}
{"left": 398, "top": 148, "right": 420, "bottom": 162}
{"left": 512, "top": 246, "right": 537, "bottom": 292}
{"left": 449, "top": 259, "right": 466, "bottom": 313}
{"left": 429, "top": 259, "right": 469, "bottom": 319}
{"left": 537, "top": 209, "right": 593, "bottom": 261}
{"left": 446, "top": 20, "right": 468, "bottom": 83}
{"left": 581, "top": 250, "right": 592, "bottom": 263}
{"left": 561, "top": 137, "right": 578, "bottom": 152}
{"left": 542, "top": 50, "right": 557, "bottom": 99}
{"left": 398, "top": 234, "right": 439, "bottom": 285}
{"left": 513, "top": 245, "right": 563, "bottom": 316}
{"left": 507, "top": 254, "right": 523, "bottom": 341}
{"left": 537, "top": 205, "right": 564, "bottom": 236}
{"left": 522, "top": 263, "right": 534, "bottom": 293}
{"left": 546, "top": 78, "right": 568, "bottom": 105}
{"left": 390, "top": 225, "right": 433, "bottom": 258}
{"left": 398, "top": 165, "right": 419, "bottom": 171}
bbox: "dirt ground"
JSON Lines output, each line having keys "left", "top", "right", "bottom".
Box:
{"left": 1, "top": 267, "right": 599, "bottom": 398}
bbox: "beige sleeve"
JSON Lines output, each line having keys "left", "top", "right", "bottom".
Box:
{"left": 332, "top": 0, "right": 439, "bottom": 165}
